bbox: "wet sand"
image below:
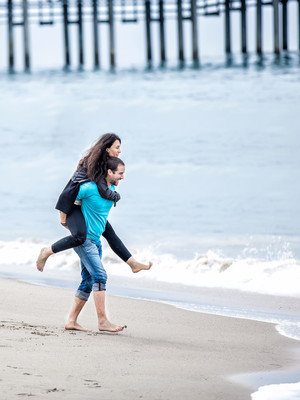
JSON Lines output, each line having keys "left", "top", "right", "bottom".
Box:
{"left": 0, "top": 276, "right": 299, "bottom": 400}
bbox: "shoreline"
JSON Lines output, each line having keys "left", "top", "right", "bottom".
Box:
{"left": 2, "top": 266, "right": 300, "bottom": 341}
{"left": 1, "top": 276, "right": 300, "bottom": 400}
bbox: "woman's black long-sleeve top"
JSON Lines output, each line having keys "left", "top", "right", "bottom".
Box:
{"left": 56, "top": 168, "right": 120, "bottom": 214}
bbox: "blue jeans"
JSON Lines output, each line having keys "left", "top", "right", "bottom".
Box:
{"left": 73, "top": 238, "right": 107, "bottom": 301}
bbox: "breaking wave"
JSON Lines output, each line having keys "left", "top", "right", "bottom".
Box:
{"left": 1, "top": 238, "right": 299, "bottom": 298}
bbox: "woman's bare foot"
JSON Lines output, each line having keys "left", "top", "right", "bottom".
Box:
{"left": 98, "top": 319, "right": 126, "bottom": 333}
{"left": 65, "top": 321, "right": 91, "bottom": 332}
{"left": 36, "top": 247, "right": 54, "bottom": 272}
{"left": 126, "top": 257, "right": 153, "bottom": 274}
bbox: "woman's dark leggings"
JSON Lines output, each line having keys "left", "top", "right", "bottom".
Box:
{"left": 51, "top": 206, "right": 132, "bottom": 263}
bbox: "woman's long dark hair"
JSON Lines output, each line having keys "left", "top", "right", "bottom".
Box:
{"left": 77, "top": 133, "right": 121, "bottom": 182}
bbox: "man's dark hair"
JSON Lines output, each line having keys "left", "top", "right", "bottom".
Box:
{"left": 106, "top": 157, "right": 125, "bottom": 173}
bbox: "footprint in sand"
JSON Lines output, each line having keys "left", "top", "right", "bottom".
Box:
{"left": 84, "top": 379, "right": 102, "bottom": 388}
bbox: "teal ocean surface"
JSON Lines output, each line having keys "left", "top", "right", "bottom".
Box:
{"left": 1, "top": 58, "right": 299, "bottom": 253}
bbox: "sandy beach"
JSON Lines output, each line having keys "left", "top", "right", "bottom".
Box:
{"left": 0, "top": 276, "right": 299, "bottom": 400}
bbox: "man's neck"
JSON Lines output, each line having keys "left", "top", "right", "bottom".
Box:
{"left": 105, "top": 177, "right": 111, "bottom": 187}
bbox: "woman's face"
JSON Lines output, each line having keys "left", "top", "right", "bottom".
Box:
{"left": 107, "top": 140, "right": 121, "bottom": 157}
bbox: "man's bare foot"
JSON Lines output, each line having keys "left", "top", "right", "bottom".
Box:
{"left": 36, "top": 247, "right": 53, "bottom": 272}
{"left": 65, "top": 321, "right": 91, "bottom": 332}
{"left": 98, "top": 319, "right": 126, "bottom": 333}
{"left": 129, "top": 260, "right": 153, "bottom": 274}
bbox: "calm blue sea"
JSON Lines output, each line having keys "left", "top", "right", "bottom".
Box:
{"left": 1, "top": 55, "right": 300, "bottom": 251}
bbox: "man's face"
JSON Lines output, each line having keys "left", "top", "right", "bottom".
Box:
{"left": 107, "top": 165, "right": 125, "bottom": 186}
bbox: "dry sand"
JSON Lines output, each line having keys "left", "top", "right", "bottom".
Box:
{"left": 0, "top": 276, "right": 299, "bottom": 400}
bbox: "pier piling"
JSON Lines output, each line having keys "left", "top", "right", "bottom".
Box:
{"left": 62, "top": 0, "right": 70, "bottom": 68}
{"left": 273, "top": 0, "right": 280, "bottom": 54}
{"left": 191, "top": 0, "right": 199, "bottom": 63}
{"left": 241, "top": 0, "right": 247, "bottom": 53}
{"left": 92, "top": 0, "right": 100, "bottom": 68}
{"left": 7, "top": 0, "right": 14, "bottom": 70}
{"left": 78, "top": 0, "right": 84, "bottom": 66}
{"left": 159, "top": 0, "right": 166, "bottom": 64}
{"left": 225, "top": 0, "right": 231, "bottom": 54}
{"left": 256, "top": 0, "right": 262, "bottom": 54}
{"left": 23, "top": 0, "right": 30, "bottom": 70}
{"left": 177, "top": 0, "right": 184, "bottom": 62}
{"left": 299, "top": 0, "right": 300, "bottom": 50}
{"left": 282, "top": 0, "right": 288, "bottom": 50}
{"left": 108, "top": 0, "right": 115, "bottom": 68}
{"left": 145, "top": 0, "right": 152, "bottom": 65}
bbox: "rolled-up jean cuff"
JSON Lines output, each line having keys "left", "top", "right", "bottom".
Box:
{"left": 92, "top": 282, "right": 106, "bottom": 291}
{"left": 75, "top": 290, "right": 90, "bottom": 301}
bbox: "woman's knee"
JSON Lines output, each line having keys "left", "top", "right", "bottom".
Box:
{"left": 73, "top": 231, "right": 87, "bottom": 246}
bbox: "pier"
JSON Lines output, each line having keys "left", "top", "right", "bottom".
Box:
{"left": 0, "top": 0, "right": 299, "bottom": 71}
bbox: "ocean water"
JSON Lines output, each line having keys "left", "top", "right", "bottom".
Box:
{"left": 1, "top": 55, "right": 300, "bottom": 299}
{"left": 251, "top": 382, "right": 300, "bottom": 400}
{"left": 1, "top": 54, "right": 300, "bottom": 399}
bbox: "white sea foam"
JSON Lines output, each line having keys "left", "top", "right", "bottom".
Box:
{"left": 251, "top": 382, "right": 300, "bottom": 400}
{"left": 1, "top": 238, "right": 299, "bottom": 298}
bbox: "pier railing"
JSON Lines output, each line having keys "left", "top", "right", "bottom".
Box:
{"left": 0, "top": 0, "right": 299, "bottom": 70}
